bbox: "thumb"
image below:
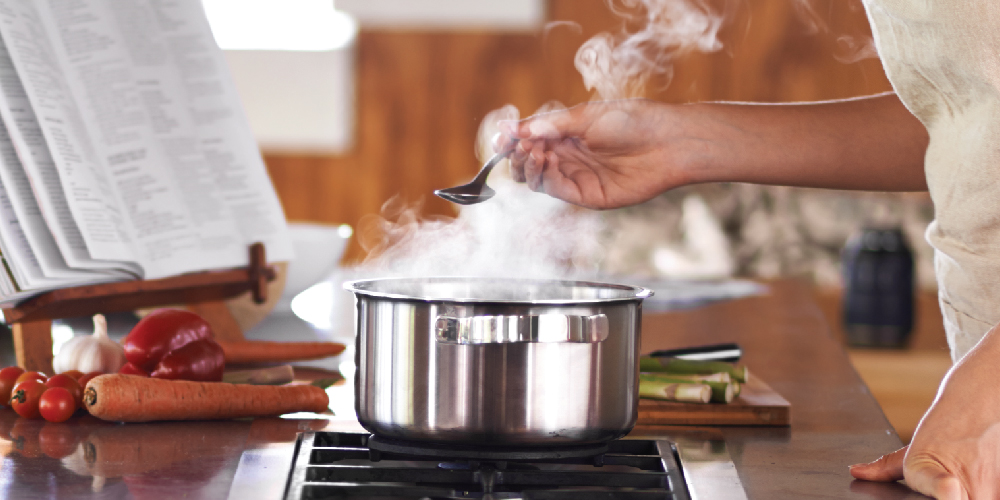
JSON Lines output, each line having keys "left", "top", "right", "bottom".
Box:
{"left": 849, "top": 446, "right": 907, "bottom": 482}
{"left": 905, "top": 459, "right": 966, "bottom": 500}
{"left": 511, "top": 106, "right": 592, "bottom": 141}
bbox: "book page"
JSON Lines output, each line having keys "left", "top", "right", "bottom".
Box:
{"left": 0, "top": 1, "right": 137, "bottom": 271}
{"left": 0, "top": 0, "right": 290, "bottom": 278}
{"left": 0, "top": 34, "right": 130, "bottom": 283}
{"left": 0, "top": 0, "right": 291, "bottom": 280}
{"left": 0, "top": 118, "right": 68, "bottom": 290}
{"left": 150, "top": 0, "right": 292, "bottom": 263}
{"left": 0, "top": 0, "right": 292, "bottom": 284}
{"left": 0, "top": 249, "right": 57, "bottom": 306}
{"left": 0, "top": 162, "right": 34, "bottom": 289}
{"left": 0, "top": 252, "right": 17, "bottom": 297}
{"left": 42, "top": 0, "right": 263, "bottom": 276}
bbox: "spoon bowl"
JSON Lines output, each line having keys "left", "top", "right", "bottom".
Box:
{"left": 435, "top": 185, "right": 496, "bottom": 205}
{"left": 435, "top": 139, "right": 518, "bottom": 205}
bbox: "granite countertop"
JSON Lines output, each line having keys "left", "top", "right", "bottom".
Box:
{"left": 0, "top": 280, "right": 926, "bottom": 499}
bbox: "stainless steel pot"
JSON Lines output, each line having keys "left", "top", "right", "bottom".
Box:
{"left": 345, "top": 277, "right": 652, "bottom": 446}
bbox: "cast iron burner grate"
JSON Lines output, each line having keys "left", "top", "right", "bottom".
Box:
{"left": 366, "top": 434, "right": 613, "bottom": 462}
{"left": 283, "top": 432, "right": 689, "bottom": 500}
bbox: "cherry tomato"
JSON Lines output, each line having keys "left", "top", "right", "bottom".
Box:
{"left": 45, "top": 375, "right": 83, "bottom": 409}
{"left": 77, "top": 371, "right": 102, "bottom": 389}
{"left": 0, "top": 366, "right": 25, "bottom": 407}
{"left": 59, "top": 369, "right": 84, "bottom": 380}
{"left": 39, "top": 387, "right": 76, "bottom": 423}
{"left": 38, "top": 422, "right": 80, "bottom": 458}
{"left": 9, "top": 380, "right": 47, "bottom": 419}
{"left": 15, "top": 371, "right": 47, "bottom": 385}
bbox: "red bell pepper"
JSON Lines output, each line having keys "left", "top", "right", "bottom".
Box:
{"left": 120, "top": 309, "right": 225, "bottom": 382}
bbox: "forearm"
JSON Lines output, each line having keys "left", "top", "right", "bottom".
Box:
{"left": 677, "top": 92, "right": 930, "bottom": 191}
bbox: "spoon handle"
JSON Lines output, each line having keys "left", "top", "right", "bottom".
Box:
{"left": 471, "top": 138, "right": 519, "bottom": 184}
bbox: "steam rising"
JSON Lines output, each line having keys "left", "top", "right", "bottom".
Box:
{"left": 793, "top": 0, "right": 877, "bottom": 64}
{"left": 359, "top": 105, "right": 603, "bottom": 279}
{"left": 353, "top": 0, "right": 882, "bottom": 284}
{"left": 359, "top": 186, "right": 604, "bottom": 279}
{"left": 575, "top": 0, "right": 725, "bottom": 99}
{"left": 834, "top": 34, "right": 878, "bottom": 64}
{"left": 358, "top": 1, "right": 732, "bottom": 280}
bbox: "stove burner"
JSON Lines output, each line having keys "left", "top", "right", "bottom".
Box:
{"left": 284, "top": 432, "right": 690, "bottom": 500}
{"left": 367, "top": 434, "right": 610, "bottom": 462}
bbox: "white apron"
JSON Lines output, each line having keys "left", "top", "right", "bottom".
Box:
{"left": 865, "top": 0, "right": 1000, "bottom": 360}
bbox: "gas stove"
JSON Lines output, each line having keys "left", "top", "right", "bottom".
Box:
{"left": 280, "top": 432, "right": 742, "bottom": 500}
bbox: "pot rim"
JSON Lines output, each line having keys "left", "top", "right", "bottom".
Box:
{"left": 344, "top": 276, "right": 653, "bottom": 305}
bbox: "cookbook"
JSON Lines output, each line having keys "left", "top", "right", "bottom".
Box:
{"left": 0, "top": 0, "right": 292, "bottom": 304}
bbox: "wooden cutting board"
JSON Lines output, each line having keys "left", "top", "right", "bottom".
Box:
{"left": 637, "top": 372, "right": 790, "bottom": 426}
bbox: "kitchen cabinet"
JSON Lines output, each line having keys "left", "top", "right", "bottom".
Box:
{"left": 0, "top": 280, "right": 923, "bottom": 499}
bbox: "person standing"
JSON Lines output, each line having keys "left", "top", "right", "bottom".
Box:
{"left": 499, "top": 1, "right": 1000, "bottom": 497}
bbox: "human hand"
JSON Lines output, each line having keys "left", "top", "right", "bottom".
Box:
{"left": 497, "top": 99, "right": 697, "bottom": 209}
{"left": 849, "top": 331, "right": 1000, "bottom": 498}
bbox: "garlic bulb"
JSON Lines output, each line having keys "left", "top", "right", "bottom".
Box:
{"left": 53, "top": 314, "right": 126, "bottom": 374}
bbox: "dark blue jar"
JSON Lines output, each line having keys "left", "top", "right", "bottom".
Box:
{"left": 841, "top": 227, "right": 915, "bottom": 348}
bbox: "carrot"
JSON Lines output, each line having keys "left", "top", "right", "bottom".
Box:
{"left": 215, "top": 340, "right": 346, "bottom": 365}
{"left": 83, "top": 374, "right": 329, "bottom": 422}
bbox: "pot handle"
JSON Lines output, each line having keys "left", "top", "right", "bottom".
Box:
{"left": 435, "top": 314, "right": 609, "bottom": 344}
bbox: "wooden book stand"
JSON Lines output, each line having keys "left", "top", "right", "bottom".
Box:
{"left": 3, "top": 243, "right": 277, "bottom": 373}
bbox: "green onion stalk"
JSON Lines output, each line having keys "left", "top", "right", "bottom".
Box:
{"left": 637, "top": 379, "right": 712, "bottom": 404}
{"left": 639, "top": 357, "right": 748, "bottom": 383}
{"left": 640, "top": 373, "right": 737, "bottom": 404}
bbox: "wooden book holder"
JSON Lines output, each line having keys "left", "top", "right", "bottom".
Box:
{"left": 3, "top": 243, "right": 277, "bottom": 373}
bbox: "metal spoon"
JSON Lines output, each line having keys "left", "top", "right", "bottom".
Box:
{"left": 435, "top": 139, "right": 519, "bottom": 205}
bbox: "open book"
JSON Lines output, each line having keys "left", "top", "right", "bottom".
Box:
{"left": 0, "top": 0, "right": 293, "bottom": 305}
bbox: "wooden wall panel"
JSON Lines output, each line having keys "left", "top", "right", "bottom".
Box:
{"left": 264, "top": 0, "right": 892, "bottom": 262}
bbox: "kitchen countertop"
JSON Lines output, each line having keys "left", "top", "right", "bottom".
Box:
{"left": 0, "top": 280, "right": 926, "bottom": 499}
{"left": 635, "top": 280, "right": 926, "bottom": 499}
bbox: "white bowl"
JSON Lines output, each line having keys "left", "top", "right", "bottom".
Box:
{"left": 276, "top": 222, "right": 352, "bottom": 313}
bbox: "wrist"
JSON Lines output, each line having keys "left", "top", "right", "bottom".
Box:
{"left": 659, "top": 102, "right": 728, "bottom": 187}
